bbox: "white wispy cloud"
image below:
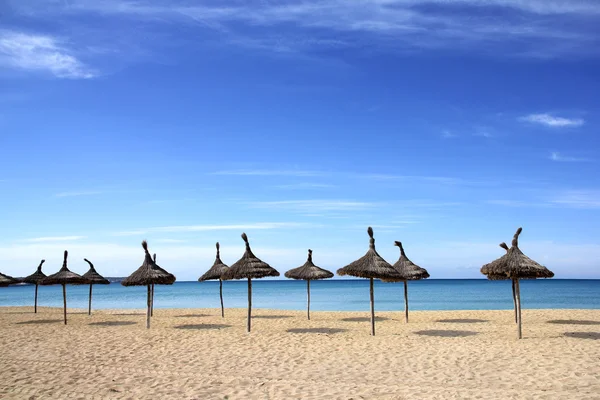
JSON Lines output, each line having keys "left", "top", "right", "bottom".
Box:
{"left": 55, "top": 190, "right": 103, "bottom": 197}
{"left": 0, "top": 30, "right": 95, "bottom": 78}
{"left": 22, "top": 236, "right": 87, "bottom": 242}
{"left": 212, "top": 169, "right": 326, "bottom": 177}
{"left": 113, "top": 222, "right": 314, "bottom": 236}
{"left": 9, "top": 1, "right": 600, "bottom": 58}
{"left": 551, "top": 190, "right": 600, "bottom": 209}
{"left": 442, "top": 130, "right": 457, "bottom": 139}
{"left": 274, "top": 183, "right": 336, "bottom": 189}
{"left": 520, "top": 113, "right": 585, "bottom": 127}
{"left": 249, "top": 200, "right": 376, "bottom": 213}
{"left": 549, "top": 152, "right": 590, "bottom": 162}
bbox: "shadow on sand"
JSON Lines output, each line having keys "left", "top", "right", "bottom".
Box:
{"left": 89, "top": 321, "right": 138, "bottom": 327}
{"left": 287, "top": 328, "right": 348, "bottom": 334}
{"left": 564, "top": 332, "right": 600, "bottom": 340}
{"left": 342, "top": 316, "right": 389, "bottom": 322}
{"left": 174, "top": 314, "right": 209, "bottom": 318}
{"left": 414, "top": 330, "right": 478, "bottom": 337}
{"left": 548, "top": 320, "right": 600, "bottom": 326}
{"left": 252, "top": 315, "right": 293, "bottom": 319}
{"left": 174, "top": 324, "right": 231, "bottom": 330}
{"left": 16, "top": 319, "right": 62, "bottom": 325}
{"left": 436, "top": 319, "right": 489, "bottom": 324}
{"left": 113, "top": 313, "right": 145, "bottom": 316}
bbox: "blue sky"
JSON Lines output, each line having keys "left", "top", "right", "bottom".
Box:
{"left": 1, "top": 0, "right": 599, "bottom": 280}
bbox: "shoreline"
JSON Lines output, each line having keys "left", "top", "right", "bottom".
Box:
{"left": 1, "top": 307, "right": 599, "bottom": 399}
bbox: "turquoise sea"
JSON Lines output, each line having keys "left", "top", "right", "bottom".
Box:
{"left": 1, "top": 279, "right": 599, "bottom": 311}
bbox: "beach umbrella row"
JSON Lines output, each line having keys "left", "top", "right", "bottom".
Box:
{"left": 221, "top": 233, "right": 280, "bottom": 332}
{"left": 81, "top": 258, "right": 110, "bottom": 315}
{"left": 338, "top": 227, "right": 402, "bottom": 336}
{"left": 285, "top": 249, "right": 334, "bottom": 320}
{"left": 198, "top": 242, "right": 230, "bottom": 318}
{"left": 121, "top": 241, "right": 175, "bottom": 329}
{"left": 481, "top": 227, "right": 554, "bottom": 339}
{"left": 21, "top": 260, "right": 47, "bottom": 313}
{"left": 40, "top": 251, "right": 90, "bottom": 325}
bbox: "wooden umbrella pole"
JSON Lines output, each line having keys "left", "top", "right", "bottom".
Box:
{"left": 219, "top": 279, "right": 224, "bottom": 318}
{"left": 404, "top": 280, "right": 409, "bottom": 323}
{"left": 511, "top": 279, "right": 517, "bottom": 324}
{"left": 88, "top": 284, "right": 93, "bottom": 316}
{"left": 34, "top": 284, "right": 38, "bottom": 313}
{"left": 370, "top": 278, "right": 375, "bottom": 336}
{"left": 62, "top": 284, "right": 67, "bottom": 325}
{"left": 247, "top": 278, "right": 252, "bottom": 333}
{"left": 515, "top": 279, "right": 522, "bottom": 339}
{"left": 146, "top": 284, "right": 151, "bottom": 329}
{"left": 307, "top": 280, "right": 311, "bottom": 320}
{"left": 150, "top": 284, "right": 154, "bottom": 317}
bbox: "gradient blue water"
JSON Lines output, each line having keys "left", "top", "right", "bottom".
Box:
{"left": 1, "top": 280, "right": 599, "bottom": 311}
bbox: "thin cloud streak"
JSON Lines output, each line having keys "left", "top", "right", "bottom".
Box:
{"left": 249, "top": 200, "right": 377, "bottom": 213}
{"left": 55, "top": 190, "right": 103, "bottom": 197}
{"left": 549, "top": 152, "right": 590, "bottom": 162}
{"left": 520, "top": 113, "right": 585, "bottom": 127}
{"left": 22, "top": 236, "right": 87, "bottom": 242}
{"left": 212, "top": 169, "right": 326, "bottom": 177}
{"left": 11, "top": 0, "right": 600, "bottom": 58}
{"left": 113, "top": 222, "right": 317, "bottom": 236}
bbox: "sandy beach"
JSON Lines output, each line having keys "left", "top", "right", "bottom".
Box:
{"left": 0, "top": 307, "right": 598, "bottom": 399}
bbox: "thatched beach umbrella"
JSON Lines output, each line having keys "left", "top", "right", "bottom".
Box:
{"left": 0, "top": 272, "right": 19, "bottom": 287}
{"left": 81, "top": 258, "right": 110, "bottom": 316}
{"left": 199, "top": 242, "right": 230, "bottom": 318}
{"left": 337, "top": 227, "right": 402, "bottom": 336}
{"left": 481, "top": 242, "right": 518, "bottom": 323}
{"left": 385, "top": 242, "right": 429, "bottom": 323}
{"left": 121, "top": 241, "right": 175, "bottom": 328}
{"left": 149, "top": 253, "right": 175, "bottom": 317}
{"left": 41, "top": 251, "right": 90, "bottom": 325}
{"left": 480, "top": 227, "right": 554, "bottom": 339}
{"left": 221, "top": 233, "right": 279, "bottom": 332}
{"left": 21, "top": 260, "right": 46, "bottom": 313}
{"left": 285, "top": 249, "right": 333, "bottom": 320}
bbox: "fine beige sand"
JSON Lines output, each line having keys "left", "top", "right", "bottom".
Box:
{"left": 1, "top": 307, "right": 599, "bottom": 399}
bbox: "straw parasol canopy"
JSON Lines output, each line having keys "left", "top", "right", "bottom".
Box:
{"left": 122, "top": 241, "right": 176, "bottom": 328}
{"left": 285, "top": 249, "right": 334, "bottom": 320}
{"left": 480, "top": 227, "right": 554, "bottom": 339}
{"left": 21, "top": 259, "right": 46, "bottom": 313}
{"left": 0, "top": 272, "right": 19, "bottom": 287}
{"left": 41, "top": 251, "right": 90, "bottom": 325}
{"left": 199, "top": 242, "right": 230, "bottom": 317}
{"left": 81, "top": 258, "right": 110, "bottom": 316}
{"left": 481, "top": 242, "right": 520, "bottom": 323}
{"left": 149, "top": 253, "right": 174, "bottom": 317}
{"left": 384, "top": 241, "right": 429, "bottom": 323}
{"left": 337, "top": 227, "right": 401, "bottom": 335}
{"left": 221, "top": 233, "right": 279, "bottom": 332}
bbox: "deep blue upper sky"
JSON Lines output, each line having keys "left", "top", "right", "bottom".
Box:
{"left": 1, "top": 0, "right": 599, "bottom": 279}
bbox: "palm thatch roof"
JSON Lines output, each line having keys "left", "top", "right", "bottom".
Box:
{"left": 221, "top": 233, "right": 279, "bottom": 280}
{"left": 82, "top": 259, "right": 110, "bottom": 285}
{"left": 21, "top": 260, "right": 46, "bottom": 284}
{"left": 482, "top": 243, "right": 512, "bottom": 281}
{"left": 0, "top": 272, "right": 19, "bottom": 287}
{"left": 480, "top": 228, "right": 554, "bottom": 279}
{"left": 199, "top": 242, "right": 230, "bottom": 281}
{"left": 384, "top": 241, "right": 429, "bottom": 281}
{"left": 122, "top": 241, "right": 176, "bottom": 286}
{"left": 337, "top": 227, "right": 402, "bottom": 280}
{"left": 285, "top": 250, "right": 334, "bottom": 280}
{"left": 41, "top": 251, "right": 90, "bottom": 285}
